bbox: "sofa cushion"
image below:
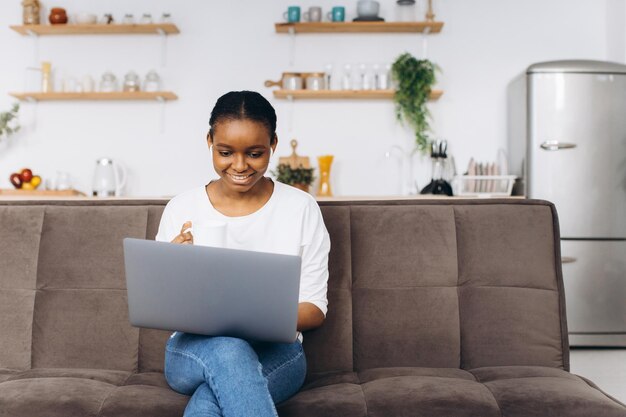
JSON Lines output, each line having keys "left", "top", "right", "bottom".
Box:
{"left": 361, "top": 375, "right": 501, "bottom": 417}
{"left": 278, "top": 382, "right": 368, "bottom": 417}
{"left": 98, "top": 385, "right": 188, "bottom": 417}
{"left": 455, "top": 204, "right": 567, "bottom": 370}
{"left": 470, "top": 366, "right": 626, "bottom": 417}
{"left": 31, "top": 289, "right": 139, "bottom": 371}
{"left": 0, "top": 289, "right": 35, "bottom": 369}
{"left": 2, "top": 368, "right": 129, "bottom": 385}
{"left": 301, "top": 206, "right": 354, "bottom": 376}
{"left": 37, "top": 206, "right": 148, "bottom": 290}
{"left": 138, "top": 328, "right": 171, "bottom": 373}
{"left": 350, "top": 206, "right": 461, "bottom": 370}
{"left": 0, "top": 206, "right": 44, "bottom": 289}
{"left": 0, "top": 369, "right": 19, "bottom": 383}
{"left": 0, "top": 369, "right": 187, "bottom": 417}
{"left": 279, "top": 365, "right": 626, "bottom": 417}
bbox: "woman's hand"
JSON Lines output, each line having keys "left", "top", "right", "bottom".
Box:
{"left": 171, "top": 221, "right": 193, "bottom": 244}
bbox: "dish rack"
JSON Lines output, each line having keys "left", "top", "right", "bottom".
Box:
{"left": 453, "top": 175, "right": 516, "bottom": 197}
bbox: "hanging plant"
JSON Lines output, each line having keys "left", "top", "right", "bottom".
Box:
{"left": 0, "top": 103, "right": 20, "bottom": 140}
{"left": 391, "top": 53, "right": 437, "bottom": 152}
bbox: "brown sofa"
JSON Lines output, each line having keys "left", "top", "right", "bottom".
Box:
{"left": 0, "top": 198, "right": 624, "bottom": 417}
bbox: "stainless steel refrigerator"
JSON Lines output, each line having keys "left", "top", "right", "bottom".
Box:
{"left": 509, "top": 60, "right": 626, "bottom": 347}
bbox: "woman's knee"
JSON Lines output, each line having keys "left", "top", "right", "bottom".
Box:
{"left": 169, "top": 334, "right": 256, "bottom": 368}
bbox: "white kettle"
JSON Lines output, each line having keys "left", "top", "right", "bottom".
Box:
{"left": 92, "top": 158, "right": 127, "bottom": 197}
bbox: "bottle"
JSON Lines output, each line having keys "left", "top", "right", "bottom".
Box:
{"left": 41, "top": 62, "right": 52, "bottom": 93}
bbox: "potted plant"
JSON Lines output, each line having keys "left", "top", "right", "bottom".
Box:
{"left": 0, "top": 103, "right": 20, "bottom": 141}
{"left": 391, "top": 53, "right": 437, "bottom": 152}
{"left": 272, "top": 163, "right": 315, "bottom": 193}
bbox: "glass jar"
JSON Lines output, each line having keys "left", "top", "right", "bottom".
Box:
{"left": 395, "top": 0, "right": 417, "bottom": 22}
{"left": 123, "top": 71, "right": 141, "bottom": 92}
{"left": 99, "top": 71, "right": 118, "bottom": 92}
{"left": 140, "top": 13, "right": 153, "bottom": 24}
{"left": 22, "top": 0, "right": 41, "bottom": 25}
{"left": 143, "top": 70, "right": 161, "bottom": 92}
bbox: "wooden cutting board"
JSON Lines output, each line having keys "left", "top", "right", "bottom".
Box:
{"left": 279, "top": 139, "right": 310, "bottom": 168}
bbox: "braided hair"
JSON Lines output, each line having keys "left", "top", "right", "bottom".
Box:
{"left": 208, "top": 91, "right": 277, "bottom": 145}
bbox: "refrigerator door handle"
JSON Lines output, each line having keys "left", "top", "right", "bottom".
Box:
{"left": 540, "top": 141, "right": 577, "bottom": 151}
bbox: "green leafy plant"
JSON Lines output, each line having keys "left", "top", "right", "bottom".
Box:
{"left": 0, "top": 103, "right": 20, "bottom": 139}
{"left": 391, "top": 53, "right": 437, "bottom": 152}
{"left": 271, "top": 163, "right": 315, "bottom": 186}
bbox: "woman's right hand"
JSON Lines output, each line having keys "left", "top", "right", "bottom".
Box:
{"left": 171, "top": 221, "right": 193, "bottom": 244}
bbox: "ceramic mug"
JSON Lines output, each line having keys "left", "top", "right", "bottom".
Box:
{"left": 189, "top": 221, "right": 227, "bottom": 248}
{"left": 283, "top": 6, "right": 301, "bottom": 23}
{"left": 357, "top": 0, "right": 380, "bottom": 17}
{"left": 327, "top": 6, "right": 346, "bottom": 21}
{"left": 303, "top": 6, "right": 322, "bottom": 22}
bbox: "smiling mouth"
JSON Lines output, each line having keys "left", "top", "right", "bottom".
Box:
{"left": 227, "top": 172, "right": 255, "bottom": 183}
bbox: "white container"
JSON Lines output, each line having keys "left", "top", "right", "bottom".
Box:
{"left": 453, "top": 175, "right": 516, "bottom": 197}
{"left": 304, "top": 73, "right": 325, "bottom": 90}
{"left": 395, "top": 0, "right": 417, "bottom": 22}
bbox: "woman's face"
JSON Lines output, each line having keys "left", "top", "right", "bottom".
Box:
{"left": 209, "top": 119, "right": 277, "bottom": 194}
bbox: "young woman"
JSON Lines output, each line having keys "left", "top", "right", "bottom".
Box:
{"left": 155, "top": 91, "right": 330, "bottom": 417}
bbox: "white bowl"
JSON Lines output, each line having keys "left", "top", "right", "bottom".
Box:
{"left": 75, "top": 13, "right": 97, "bottom": 24}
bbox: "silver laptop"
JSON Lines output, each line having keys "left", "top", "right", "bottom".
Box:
{"left": 122, "top": 238, "right": 301, "bottom": 343}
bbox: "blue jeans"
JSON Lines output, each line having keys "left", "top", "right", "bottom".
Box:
{"left": 164, "top": 332, "right": 306, "bottom": 417}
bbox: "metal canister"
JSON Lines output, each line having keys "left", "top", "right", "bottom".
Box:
{"left": 281, "top": 73, "right": 303, "bottom": 90}
{"left": 304, "top": 73, "right": 326, "bottom": 90}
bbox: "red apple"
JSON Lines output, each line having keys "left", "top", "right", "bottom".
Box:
{"left": 10, "top": 173, "right": 22, "bottom": 189}
{"left": 20, "top": 168, "right": 33, "bottom": 183}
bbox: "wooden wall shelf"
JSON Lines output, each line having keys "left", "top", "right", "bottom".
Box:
{"left": 10, "top": 23, "right": 180, "bottom": 36}
{"left": 272, "top": 89, "right": 443, "bottom": 100}
{"left": 9, "top": 92, "right": 178, "bottom": 102}
{"left": 275, "top": 21, "right": 443, "bottom": 34}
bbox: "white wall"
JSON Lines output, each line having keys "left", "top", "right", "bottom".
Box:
{"left": 0, "top": 0, "right": 617, "bottom": 197}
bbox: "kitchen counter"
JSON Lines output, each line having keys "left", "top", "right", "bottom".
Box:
{"left": 0, "top": 195, "right": 524, "bottom": 202}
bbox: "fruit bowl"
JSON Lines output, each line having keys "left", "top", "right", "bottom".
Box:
{"left": 10, "top": 168, "right": 42, "bottom": 190}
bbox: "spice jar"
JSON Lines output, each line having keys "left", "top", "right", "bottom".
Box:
{"left": 22, "top": 0, "right": 41, "bottom": 25}
{"left": 99, "top": 71, "right": 118, "bottom": 92}
{"left": 49, "top": 7, "right": 68, "bottom": 24}
{"left": 123, "top": 71, "right": 141, "bottom": 92}
{"left": 143, "top": 70, "right": 161, "bottom": 92}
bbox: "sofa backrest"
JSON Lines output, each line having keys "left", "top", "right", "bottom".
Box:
{"left": 0, "top": 199, "right": 569, "bottom": 376}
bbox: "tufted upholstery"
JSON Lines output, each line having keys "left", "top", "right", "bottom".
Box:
{"left": 0, "top": 199, "right": 624, "bottom": 417}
